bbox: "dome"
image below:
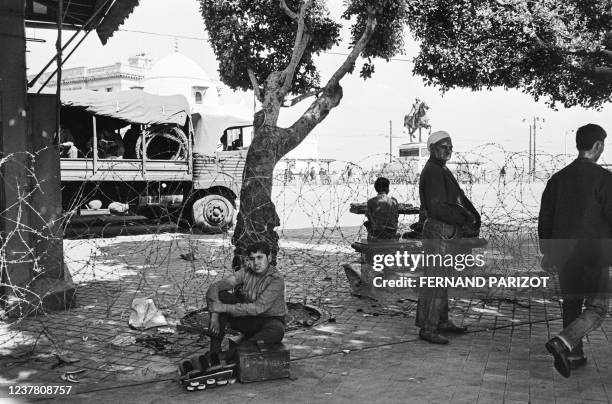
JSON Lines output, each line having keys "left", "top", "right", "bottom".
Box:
{"left": 144, "top": 52, "right": 212, "bottom": 83}
{"left": 142, "top": 52, "right": 219, "bottom": 109}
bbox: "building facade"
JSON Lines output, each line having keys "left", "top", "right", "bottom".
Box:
{"left": 30, "top": 53, "right": 152, "bottom": 93}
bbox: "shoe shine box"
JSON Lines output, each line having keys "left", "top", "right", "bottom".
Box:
{"left": 237, "top": 341, "right": 290, "bottom": 383}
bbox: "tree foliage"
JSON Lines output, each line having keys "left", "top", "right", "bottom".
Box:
{"left": 199, "top": 0, "right": 409, "bottom": 99}
{"left": 406, "top": 0, "right": 612, "bottom": 108}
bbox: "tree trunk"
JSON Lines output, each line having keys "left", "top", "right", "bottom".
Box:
{"left": 231, "top": 125, "right": 283, "bottom": 268}
{"left": 231, "top": 85, "right": 343, "bottom": 269}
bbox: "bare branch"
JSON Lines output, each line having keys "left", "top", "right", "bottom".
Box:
{"left": 325, "top": 12, "right": 377, "bottom": 89}
{"left": 280, "top": 0, "right": 313, "bottom": 95}
{"left": 279, "top": 0, "right": 298, "bottom": 20}
{"left": 248, "top": 68, "right": 263, "bottom": 103}
{"left": 282, "top": 89, "right": 322, "bottom": 107}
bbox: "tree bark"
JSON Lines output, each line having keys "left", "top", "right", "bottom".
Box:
{"left": 231, "top": 85, "right": 343, "bottom": 269}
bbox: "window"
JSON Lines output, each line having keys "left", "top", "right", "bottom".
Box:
{"left": 106, "top": 87, "right": 113, "bottom": 92}
{"left": 192, "top": 86, "right": 207, "bottom": 104}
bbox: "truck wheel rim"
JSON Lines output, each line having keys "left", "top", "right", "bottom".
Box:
{"left": 205, "top": 201, "right": 227, "bottom": 224}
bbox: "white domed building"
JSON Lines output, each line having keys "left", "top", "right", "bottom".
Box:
{"left": 141, "top": 52, "right": 219, "bottom": 109}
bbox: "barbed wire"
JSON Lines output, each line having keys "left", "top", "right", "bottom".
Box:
{"left": 0, "top": 144, "right": 576, "bottom": 358}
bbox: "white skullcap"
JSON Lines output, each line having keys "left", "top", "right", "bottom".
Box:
{"left": 427, "top": 130, "right": 451, "bottom": 148}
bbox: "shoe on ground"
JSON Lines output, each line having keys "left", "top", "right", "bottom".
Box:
{"left": 438, "top": 321, "right": 467, "bottom": 333}
{"left": 545, "top": 337, "right": 571, "bottom": 378}
{"left": 568, "top": 354, "right": 587, "bottom": 370}
{"left": 419, "top": 329, "right": 449, "bottom": 344}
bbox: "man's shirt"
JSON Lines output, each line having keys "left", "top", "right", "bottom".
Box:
{"left": 366, "top": 193, "right": 399, "bottom": 238}
{"left": 206, "top": 266, "right": 287, "bottom": 317}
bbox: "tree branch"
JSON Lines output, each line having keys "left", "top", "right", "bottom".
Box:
{"left": 325, "top": 11, "right": 377, "bottom": 89}
{"left": 280, "top": 0, "right": 313, "bottom": 96}
{"left": 282, "top": 89, "right": 321, "bottom": 107}
{"left": 279, "top": 0, "right": 298, "bottom": 20}
{"left": 248, "top": 68, "right": 263, "bottom": 103}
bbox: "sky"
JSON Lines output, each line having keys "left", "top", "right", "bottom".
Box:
{"left": 25, "top": 0, "right": 612, "bottom": 167}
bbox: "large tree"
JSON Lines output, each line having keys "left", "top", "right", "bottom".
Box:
{"left": 199, "top": 0, "right": 408, "bottom": 266}
{"left": 407, "top": 0, "right": 612, "bottom": 108}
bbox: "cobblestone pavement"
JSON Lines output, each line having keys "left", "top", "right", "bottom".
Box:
{"left": 0, "top": 231, "right": 610, "bottom": 403}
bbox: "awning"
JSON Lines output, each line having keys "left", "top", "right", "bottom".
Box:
{"left": 62, "top": 90, "right": 191, "bottom": 126}
{"left": 25, "top": 0, "right": 139, "bottom": 44}
{"left": 95, "top": 0, "right": 139, "bottom": 45}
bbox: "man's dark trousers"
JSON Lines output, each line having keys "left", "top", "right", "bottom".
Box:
{"left": 557, "top": 245, "right": 609, "bottom": 352}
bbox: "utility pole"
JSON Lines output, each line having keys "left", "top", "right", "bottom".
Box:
{"left": 389, "top": 120, "right": 392, "bottom": 163}
{"left": 529, "top": 124, "right": 532, "bottom": 173}
{"left": 533, "top": 117, "right": 537, "bottom": 179}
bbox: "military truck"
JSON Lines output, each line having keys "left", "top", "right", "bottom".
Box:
{"left": 58, "top": 89, "right": 252, "bottom": 232}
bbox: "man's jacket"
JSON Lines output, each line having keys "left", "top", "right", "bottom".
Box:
{"left": 419, "top": 157, "right": 480, "bottom": 231}
{"left": 538, "top": 158, "right": 612, "bottom": 269}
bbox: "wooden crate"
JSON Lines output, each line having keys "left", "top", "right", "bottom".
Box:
{"left": 237, "top": 341, "right": 290, "bottom": 383}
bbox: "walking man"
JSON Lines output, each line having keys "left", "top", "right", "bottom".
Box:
{"left": 539, "top": 124, "right": 611, "bottom": 378}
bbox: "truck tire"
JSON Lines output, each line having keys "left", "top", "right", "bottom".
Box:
{"left": 191, "top": 194, "right": 235, "bottom": 233}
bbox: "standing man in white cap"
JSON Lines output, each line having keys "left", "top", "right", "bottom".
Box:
{"left": 417, "top": 130, "right": 481, "bottom": 344}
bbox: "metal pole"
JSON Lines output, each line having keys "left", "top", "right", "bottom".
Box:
{"left": 55, "top": 0, "right": 63, "bottom": 141}
{"left": 27, "top": 0, "right": 114, "bottom": 89}
{"left": 389, "top": 120, "right": 392, "bottom": 163}
{"left": 533, "top": 118, "right": 536, "bottom": 179}
{"left": 529, "top": 124, "right": 532, "bottom": 174}
{"left": 37, "top": 29, "right": 93, "bottom": 94}
{"left": 92, "top": 116, "right": 98, "bottom": 174}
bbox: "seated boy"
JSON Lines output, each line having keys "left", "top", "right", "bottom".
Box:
{"left": 206, "top": 242, "right": 287, "bottom": 357}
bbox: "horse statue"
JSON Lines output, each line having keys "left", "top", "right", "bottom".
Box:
{"left": 404, "top": 99, "right": 431, "bottom": 142}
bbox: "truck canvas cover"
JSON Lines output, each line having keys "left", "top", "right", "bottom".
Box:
{"left": 61, "top": 89, "right": 190, "bottom": 126}
{"left": 192, "top": 103, "right": 253, "bottom": 155}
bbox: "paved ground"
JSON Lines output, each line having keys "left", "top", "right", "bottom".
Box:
{"left": 0, "top": 230, "right": 611, "bottom": 403}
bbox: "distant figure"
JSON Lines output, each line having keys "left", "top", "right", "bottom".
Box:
{"left": 365, "top": 177, "right": 399, "bottom": 240}
{"left": 539, "top": 124, "right": 612, "bottom": 378}
{"left": 57, "top": 127, "right": 78, "bottom": 158}
{"left": 123, "top": 124, "right": 141, "bottom": 159}
{"left": 87, "top": 129, "right": 125, "bottom": 159}
{"left": 319, "top": 167, "right": 329, "bottom": 184}
{"left": 500, "top": 166, "right": 507, "bottom": 186}
{"left": 346, "top": 164, "right": 353, "bottom": 183}
{"left": 309, "top": 166, "right": 317, "bottom": 184}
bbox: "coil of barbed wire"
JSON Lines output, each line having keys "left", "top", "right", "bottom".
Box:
{"left": 135, "top": 125, "right": 188, "bottom": 160}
